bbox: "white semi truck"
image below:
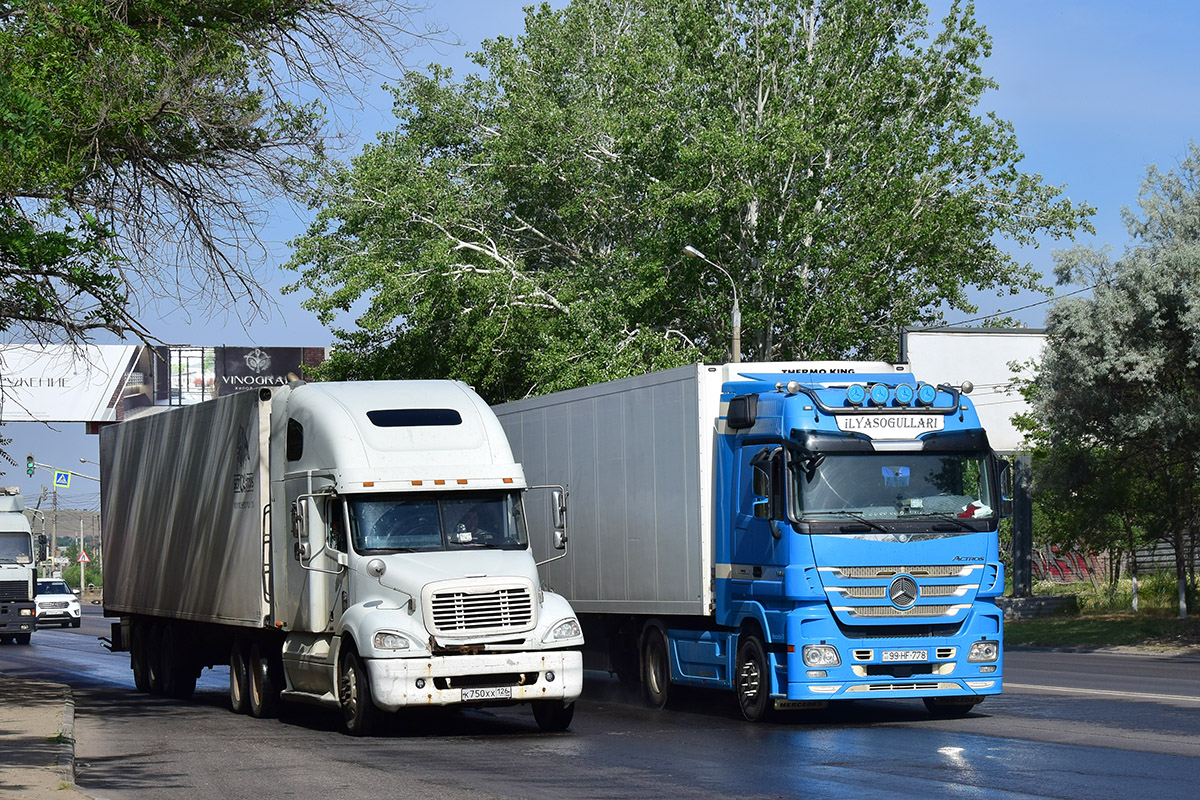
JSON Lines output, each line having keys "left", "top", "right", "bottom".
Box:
{"left": 0, "top": 487, "right": 37, "bottom": 645}
{"left": 101, "top": 380, "right": 584, "bottom": 734}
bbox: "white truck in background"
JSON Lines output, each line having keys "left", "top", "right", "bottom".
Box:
{"left": 0, "top": 487, "right": 37, "bottom": 645}
{"left": 101, "top": 380, "right": 584, "bottom": 735}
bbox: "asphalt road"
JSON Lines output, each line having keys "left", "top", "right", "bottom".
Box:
{"left": 3, "top": 604, "right": 1199, "bottom": 799}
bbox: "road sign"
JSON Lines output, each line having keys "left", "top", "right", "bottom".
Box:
{"left": 78, "top": 550, "right": 90, "bottom": 563}
{"left": 54, "top": 470, "right": 71, "bottom": 488}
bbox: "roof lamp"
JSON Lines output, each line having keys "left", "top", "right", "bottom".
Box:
{"left": 916, "top": 383, "right": 937, "bottom": 406}
{"left": 894, "top": 383, "right": 915, "bottom": 406}
{"left": 846, "top": 384, "right": 866, "bottom": 406}
{"left": 869, "top": 384, "right": 890, "bottom": 405}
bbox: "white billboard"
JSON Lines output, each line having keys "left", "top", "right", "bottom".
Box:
{"left": 0, "top": 345, "right": 139, "bottom": 423}
{"left": 901, "top": 328, "right": 1046, "bottom": 453}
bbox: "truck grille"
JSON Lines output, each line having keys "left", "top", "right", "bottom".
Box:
{"left": 842, "top": 604, "right": 963, "bottom": 618}
{"left": 829, "top": 565, "right": 972, "bottom": 579}
{"left": 0, "top": 580, "right": 29, "bottom": 602}
{"left": 424, "top": 579, "right": 537, "bottom": 638}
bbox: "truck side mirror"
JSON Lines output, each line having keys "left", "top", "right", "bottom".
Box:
{"left": 998, "top": 460, "right": 1014, "bottom": 518}
{"left": 552, "top": 489, "right": 567, "bottom": 529}
{"left": 291, "top": 499, "right": 309, "bottom": 560}
{"left": 727, "top": 394, "right": 758, "bottom": 430}
{"left": 551, "top": 489, "right": 568, "bottom": 550}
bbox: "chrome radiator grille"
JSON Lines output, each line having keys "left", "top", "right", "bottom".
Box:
{"left": 830, "top": 565, "right": 971, "bottom": 579}
{"left": 425, "top": 580, "right": 536, "bottom": 637}
{"left": 824, "top": 564, "right": 981, "bottom": 620}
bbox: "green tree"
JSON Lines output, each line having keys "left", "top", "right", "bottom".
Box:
{"left": 1, "top": 0, "right": 434, "bottom": 346}
{"left": 287, "top": 0, "right": 1093, "bottom": 400}
{"left": 1025, "top": 143, "right": 1200, "bottom": 619}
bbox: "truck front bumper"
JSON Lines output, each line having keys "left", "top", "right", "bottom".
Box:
{"left": 0, "top": 604, "right": 36, "bottom": 634}
{"left": 367, "top": 649, "right": 583, "bottom": 711}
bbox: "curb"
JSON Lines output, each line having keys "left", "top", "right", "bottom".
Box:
{"left": 58, "top": 686, "right": 77, "bottom": 786}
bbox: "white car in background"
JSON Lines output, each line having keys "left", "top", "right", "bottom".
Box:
{"left": 34, "top": 579, "right": 82, "bottom": 628}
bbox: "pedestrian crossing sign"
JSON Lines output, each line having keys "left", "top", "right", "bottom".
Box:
{"left": 54, "top": 471, "right": 71, "bottom": 488}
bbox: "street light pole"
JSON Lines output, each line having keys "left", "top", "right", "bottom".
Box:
{"left": 683, "top": 245, "right": 741, "bottom": 362}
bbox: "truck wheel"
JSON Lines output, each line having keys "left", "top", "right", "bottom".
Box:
{"left": 130, "top": 622, "right": 150, "bottom": 692}
{"left": 338, "top": 648, "right": 377, "bottom": 736}
{"left": 15, "top": 632, "right": 31, "bottom": 645}
{"left": 641, "top": 626, "right": 671, "bottom": 709}
{"left": 161, "top": 624, "right": 197, "bottom": 699}
{"left": 147, "top": 623, "right": 166, "bottom": 695}
{"left": 532, "top": 700, "right": 575, "bottom": 732}
{"left": 736, "top": 634, "right": 774, "bottom": 722}
{"left": 248, "top": 642, "right": 280, "bottom": 719}
{"left": 923, "top": 697, "right": 981, "bottom": 718}
{"left": 229, "top": 642, "right": 250, "bottom": 714}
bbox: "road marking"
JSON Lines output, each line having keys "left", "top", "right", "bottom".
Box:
{"left": 1006, "top": 682, "right": 1200, "bottom": 704}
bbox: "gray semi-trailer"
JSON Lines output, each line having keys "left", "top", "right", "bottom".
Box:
{"left": 102, "top": 380, "right": 583, "bottom": 734}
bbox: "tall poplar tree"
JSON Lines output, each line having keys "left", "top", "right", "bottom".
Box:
{"left": 288, "top": 0, "right": 1093, "bottom": 400}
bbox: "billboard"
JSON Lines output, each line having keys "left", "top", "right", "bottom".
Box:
{"left": 0, "top": 345, "right": 140, "bottom": 424}
{"left": 1, "top": 345, "right": 327, "bottom": 424}
{"left": 901, "top": 327, "right": 1046, "bottom": 453}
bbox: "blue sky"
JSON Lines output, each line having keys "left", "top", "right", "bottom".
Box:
{"left": 6, "top": 0, "right": 1200, "bottom": 503}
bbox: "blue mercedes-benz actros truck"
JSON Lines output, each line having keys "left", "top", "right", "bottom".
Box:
{"left": 496, "top": 362, "right": 1005, "bottom": 721}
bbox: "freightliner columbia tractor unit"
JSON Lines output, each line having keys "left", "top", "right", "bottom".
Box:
{"left": 101, "top": 381, "right": 584, "bottom": 735}
{"left": 0, "top": 487, "right": 37, "bottom": 644}
{"left": 495, "top": 362, "right": 1005, "bottom": 721}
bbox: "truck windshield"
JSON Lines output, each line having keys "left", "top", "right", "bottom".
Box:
{"left": 793, "top": 452, "right": 994, "bottom": 524}
{"left": 346, "top": 491, "right": 529, "bottom": 554}
{"left": 0, "top": 534, "right": 32, "bottom": 564}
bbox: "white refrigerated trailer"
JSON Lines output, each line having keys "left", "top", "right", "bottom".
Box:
{"left": 102, "top": 380, "right": 584, "bottom": 734}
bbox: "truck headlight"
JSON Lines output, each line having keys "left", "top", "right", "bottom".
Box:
{"left": 20, "top": 608, "right": 33, "bottom": 616}
{"left": 542, "top": 618, "right": 582, "bottom": 643}
{"left": 968, "top": 640, "right": 999, "bottom": 662}
{"left": 373, "top": 631, "right": 413, "bottom": 651}
{"left": 803, "top": 644, "right": 841, "bottom": 667}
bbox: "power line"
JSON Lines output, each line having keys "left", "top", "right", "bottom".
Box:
{"left": 933, "top": 282, "right": 1102, "bottom": 329}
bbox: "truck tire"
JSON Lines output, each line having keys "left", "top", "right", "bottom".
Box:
{"left": 736, "top": 634, "right": 774, "bottom": 722}
{"left": 641, "top": 625, "right": 671, "bottom": 709}
{"left": 923, "top": 697, "right": 981, "bottom": 718}
{"left": 531, "top": 700, "right": 575, "bottom": 732}
{"left": 338, "top": 648, "right": 377, "bottom": 736}
{"left": 15, "top": 632, "right": 31, "bottom": 645}
{"left": 130, "top": 622, "right": 150, "bottom": 693}
{"left": 248, "top": 642, "right": 280, "bottom": 719}
{"left": 229, "top": 641, "right": 250, "bottom": 714}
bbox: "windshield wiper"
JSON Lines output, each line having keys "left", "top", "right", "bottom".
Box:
{"left": 805, "top": 510, "right": 889, "bottom": 534}
{"left": 902, "top": 511, "right": 975, "bottom": 531}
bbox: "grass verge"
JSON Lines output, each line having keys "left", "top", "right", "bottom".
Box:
{"left": 1005, "top": 612, "right": 1200, "bottom": 650}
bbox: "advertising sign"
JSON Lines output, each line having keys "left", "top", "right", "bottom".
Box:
{"left": 901, "top": 327, "right": 1046, "bottom": 453}
{"left": 0, "top": 345, "right": 139, "bottom": 423}
{"left": 217, "top": 347, "right": 311, "bottom": 393}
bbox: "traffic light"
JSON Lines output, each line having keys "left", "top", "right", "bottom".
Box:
{"left": 26, "top": 454, "right": 35, "bottom": 477}
{"left": 38, "top": 534, "right": 47, "bottom": 562}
